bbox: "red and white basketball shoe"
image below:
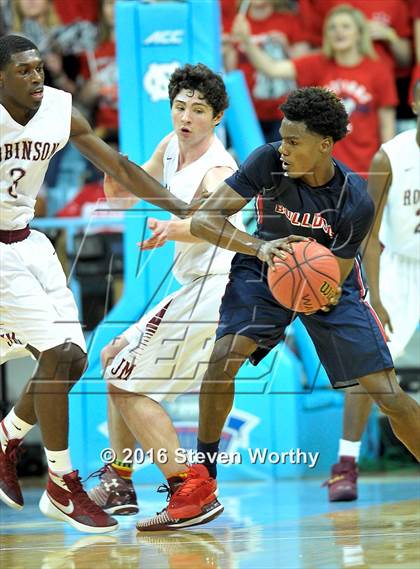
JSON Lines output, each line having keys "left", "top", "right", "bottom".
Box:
{"left": 168, "top": 464, "right": 219, "bottom": 519}
{"left": 136, "top": 497, "right": 224, "bottom": 531}
{"left": 0, "top": 438, "right": 23, "bottom": 510}
{"left": 136, "top": 464, "right": 223, "bottom": 532}
{"left": 39, "top": 470, "right": 119, "bottom": 533}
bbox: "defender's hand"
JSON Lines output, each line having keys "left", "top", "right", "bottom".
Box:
{"left": 137, "top": 217, "right": 169, "bottom": 250}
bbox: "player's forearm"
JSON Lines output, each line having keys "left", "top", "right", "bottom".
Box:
{"left": 191, "top": 211, "right": 262, "bottom": 255}
{"left": 72, "top": 129, "right": 189, "bottom": 217}
{"left": 362, "top": 236, "right": 382, "bottom": 303}
{"left": 115, "top": 158, "right": 188, "bottom": 217}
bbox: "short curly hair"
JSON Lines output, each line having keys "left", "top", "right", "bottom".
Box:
{"left": 0, "top": 35, "right": 39, "bottom": 71}
{"left": 280, "top": 87, "right": 348, "bottom": 142}
{"left": 168, "top": 63, "right": 228, "bottom": 117}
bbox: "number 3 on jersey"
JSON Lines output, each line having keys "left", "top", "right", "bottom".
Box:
{"left": 7, "top": 168, "right": 26, "bottom": 198}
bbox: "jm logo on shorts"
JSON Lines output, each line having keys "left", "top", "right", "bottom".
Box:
{"left": 110, "top": 358, "right": 135, "bottom": 380}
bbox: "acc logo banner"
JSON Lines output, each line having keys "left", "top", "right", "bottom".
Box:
{"left": 144, "top": 62, "right": 181, "bottom": 102}
{"left": 143, "top": 30, "right": 184, "bottom": 46}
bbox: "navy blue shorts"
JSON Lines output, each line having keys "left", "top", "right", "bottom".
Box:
{"left": 216, "top": 253, "right": 393, "bottom": 388}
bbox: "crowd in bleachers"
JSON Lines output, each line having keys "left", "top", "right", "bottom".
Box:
{"left": 1, "top": 0, "right": 419, "bottom": 212}
{"left": 222, "top": 1, "right": 419, "bottom": 148}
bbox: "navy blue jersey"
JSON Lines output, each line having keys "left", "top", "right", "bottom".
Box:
{"left": 225, "top": 142, "right": 374, "bottom": 259}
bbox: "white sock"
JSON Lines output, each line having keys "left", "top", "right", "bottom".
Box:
{"left": 338, "top": 439, "right": 361, "bottom": 461}
{"left": 44, "top": 448, "right": 73, "bottom": 475}
{"left": 1, "top": 408, "right": 35, "bottom": 450}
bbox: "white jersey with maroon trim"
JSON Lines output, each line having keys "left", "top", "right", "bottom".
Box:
{"left": 163, "top": 134, "right": 243, "bottom": 284}
{"left": 0, "top": 86, "right": 72, "bottom": 231}
{"left": 379, "top": 129, "right": 420, "bottom": 260}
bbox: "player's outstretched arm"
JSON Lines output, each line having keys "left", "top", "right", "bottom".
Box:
{"left": 139, "top": 165, "right": 238, "bottom": 249}
{"left": 191, "top": 182, "right": 261, "bottom": 254}
{"left": 103, "top": 133, "right": 173, "bottom": 210}
{"left": 191, "top": 182, "right": 306, "bottom": 267}
{"left": 138, "top": 166, "right": 237, "bottom": 249}
{"left": 103, "top": 172, "right": 139, "bottom": 210}
{"left": 69, "top": 108, "right": 188, "bottom": 217}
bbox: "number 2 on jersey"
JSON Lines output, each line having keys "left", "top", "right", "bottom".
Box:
{"left": 7, "top": 168, "right": 26, "bottom": 198}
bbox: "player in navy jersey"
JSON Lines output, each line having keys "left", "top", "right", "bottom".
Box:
{"left": 150, "top": 87, "right": 420, "bottom": 524}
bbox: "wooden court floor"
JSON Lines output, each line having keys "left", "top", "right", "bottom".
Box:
{"left": 1, "top": 474, "right": 419, "bottom": 568}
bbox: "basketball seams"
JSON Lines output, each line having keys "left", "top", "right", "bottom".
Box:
{"left": 268, "top": 256, "right": 297, "bottom": 286}
{"left": 292, "top": 257, "right": 321, "bottom": 311}
{"left": 296, "top": 256, "right": 340, "bottom": 285}
{"left": 296, "top": 244, "right": 339, "bottom": 309}
{"left": 288, "top": 247, "right": 339, "bottom": 302}
{"left": 269, "top": 255, "right": 302, "bottom": 308}
{"left": 302, "top": 240, "right": 312, "bottom": 261}
{"left": 267, "top": 241, "right": 340, "bottom": 312}
{"left": 291, "top": 242, "right": 312, "bottom": 306}
{"left": 300, "top": 242, "right": 340, "bottom": 285}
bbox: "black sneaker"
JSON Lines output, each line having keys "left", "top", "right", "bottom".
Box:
{"left": 87, "top": 465, "right": 139, "bottom": 515}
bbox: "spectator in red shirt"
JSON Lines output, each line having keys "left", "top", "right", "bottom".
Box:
{"left": 234, "top": 4, "right": 397, "bottom": 175}
{"left": 298, "top": 0, "right": 412, "bottom": 71}
{"left": 78, "top": 0, "right": 118, "bottom": 144}
{"left": 224, "top": 0, "right": 310, "bottom": 142}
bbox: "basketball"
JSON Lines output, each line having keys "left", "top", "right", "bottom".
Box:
{"left": 267, "top": 240, "right": 340, "bottom": 313}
